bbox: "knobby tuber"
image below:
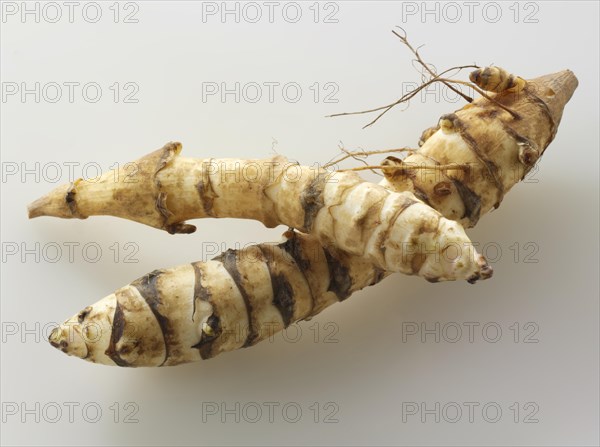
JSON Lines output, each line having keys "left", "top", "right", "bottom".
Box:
{"left": 28, "top": 144, "right": 490, "bottom": 281}
{"left": 49, "top": 231, "right": 388, "bottom": 366}
{"left": 36, "top": 62, "right": 577, "bottom": 366}
{"left": 378, "top": 69, "right": 578, "bottom": 227}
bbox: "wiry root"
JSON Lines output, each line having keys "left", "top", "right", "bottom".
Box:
{"left": 323, "top": 147, "right": 416, "bottom": 169}
{"left": 324, "top": 147, "right": 469, "bottom": 178}
{"left": 327, "top": 27, "right": 519, "bottom": 128}
{"left": 336, "top": 163, "right": 469, "bottom": 174}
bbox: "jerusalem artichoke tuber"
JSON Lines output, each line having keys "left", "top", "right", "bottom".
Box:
{"left": 40, "top": 65, "right": 577, "bottom": 367}
{"left": 28, "top": 144, "right": 491, "bottom": 282}
{"left": 379, "top": 69, "right": 578, "bottom": 227}
{"left": 48, "top": 231, "right": 387, "bottom": 366}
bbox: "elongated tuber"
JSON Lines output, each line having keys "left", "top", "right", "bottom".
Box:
{"left": 28, "top": 145, "right": 490, "bottom": 282}
{"left": 48, "top": 231, "right": 387, "bottom": 366}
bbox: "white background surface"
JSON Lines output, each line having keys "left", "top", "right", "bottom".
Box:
{"left": 1, "top": 1, "right": 598, "bottom": 445}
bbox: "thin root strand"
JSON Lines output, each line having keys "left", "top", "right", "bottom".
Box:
{"left": 337, "top": 164, "right": 469, "bottom": 173}
{"left": 327, "top": 29, "right": 520, "bottom": 127}
{"left": 323, "top": 147, "right": 415, "bottom": 169}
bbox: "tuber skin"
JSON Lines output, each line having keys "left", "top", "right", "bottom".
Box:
{"left": 28, "top": 69, "right": 578, "bottom": 270}
{"left": 28, "top": 144, "right": 490, "bottom": 282}
{"left": 380, "top": 69, "right": 578, "bottom": 227}
{"left": 49, "top": 231, "right": 389, "bottom": 366}
{"left": 41, "top": 67, "right": 577, "bottom": 367}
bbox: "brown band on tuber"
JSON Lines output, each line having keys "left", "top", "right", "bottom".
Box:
{"left": 213, "top": 249, "right": 259, "bottom": 348}
{"left": 258, "top": 245, "right": 297, "bottom": 328}
{"left": 105, "top": 299, "right": 131, "bottom": 367}
{"left": 452, "top": 179, "right": 481, "bottom": 226}
{"left": 300, "top": 173, "right": 327, "bottom": 232}
{"left": 65, "top": 180, "right": 86, "bottom": 218}
{"left": 323, "top": 250, "right": 352, "bottom": 301}
{"left": 453, "top": 117, "right": 505, "bottom": 211}
{"left": 196, "top": 159, "right": 219, "bottom": 217}
{"left": 156, "top": 192, "right": 172, "bottom": 221}
{"left": 279, "top": 234, "right": 316, "bottom": 316}
{"left": 130, "top": 270, "right": 172, "bottom": 366}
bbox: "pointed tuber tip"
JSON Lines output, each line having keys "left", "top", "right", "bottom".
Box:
{"left": 27, "top": 184, "right": 75, "bottom": 219}
{"left": 528, "top": 69, "right": 578, "bottom": 127}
